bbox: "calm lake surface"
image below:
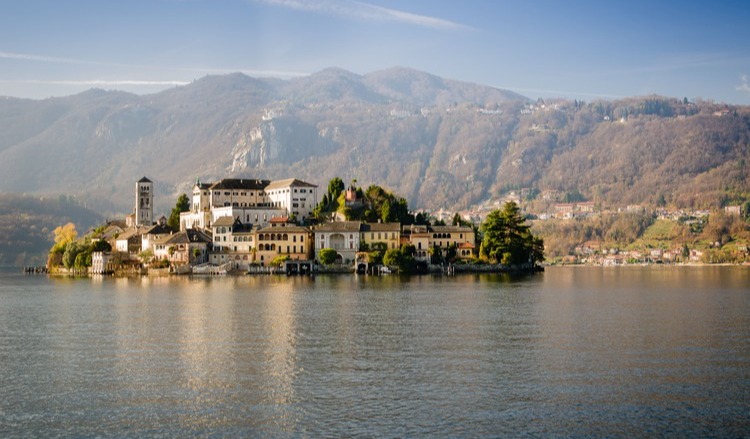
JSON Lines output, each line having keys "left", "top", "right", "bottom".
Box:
{"left": 1, "top": 266, "right": 748, "bottom": 438}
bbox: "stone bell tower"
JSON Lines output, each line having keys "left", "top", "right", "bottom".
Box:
{"left": 135, "top": 176, "right": 153, "bottom": 226}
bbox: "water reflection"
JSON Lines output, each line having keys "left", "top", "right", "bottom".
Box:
{"left": 0, "top": 268, "right": 748, "bottom": 437}
{"left": 260, "top": 278, "right": 299, "bottom": 430}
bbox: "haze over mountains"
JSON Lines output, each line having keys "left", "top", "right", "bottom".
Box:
{"left": 1, "top": 67, "right": 748, "bottom": 217}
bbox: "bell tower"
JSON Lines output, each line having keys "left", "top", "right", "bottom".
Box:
{"left": 135, "top": 177, "right": 153, "bottom": 226}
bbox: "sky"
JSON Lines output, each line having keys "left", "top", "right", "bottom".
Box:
{"left": 2, "top": 0, "right": 750, "bottom": 104}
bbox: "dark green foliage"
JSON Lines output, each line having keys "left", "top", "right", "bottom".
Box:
{"left": 62, "top": 241, "right": 86, "bottom": 269}
{"left": 167, "top": 194, "right": 190, "bottom": 231}
{"left": 367, "top": 251, "right": 384, "bottom": 265}
{"left": 314, "top": 177, "right": 346, "bottom": 218}
{"left": 319, "top": 248, "right": 338, "bottom": 265}
{"left": 480, "top": 201, "right": 544, "bottom": 266}
{"left": 91, "top": 239, "right": 112, "bottom": 252}
{"left": 382, "top": 244, "right": 417, "bottom": 273}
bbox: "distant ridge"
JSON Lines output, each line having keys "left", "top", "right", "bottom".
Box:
{"left": 0, "top": 67, "right": 748, "bottom": 217}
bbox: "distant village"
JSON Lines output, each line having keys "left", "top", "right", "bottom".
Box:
{"left": 445, "top": 188, "right": 748, "bottom": 266}
{"left": 80, "top": 176, "right": 477, "bottom": 275}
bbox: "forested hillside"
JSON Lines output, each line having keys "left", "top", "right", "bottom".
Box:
{"left": 0, "top": 194, "right": 102, "bottom": 266}
{"left": 0, "top": 68, "right": 748, "bottom": 217}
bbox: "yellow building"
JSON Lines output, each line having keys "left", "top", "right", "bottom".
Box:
{"left": 360, "top": 222, "right": 401, "bottom": 251}
{"left": 255, "top": 219, "right": 313, "bottom": 266}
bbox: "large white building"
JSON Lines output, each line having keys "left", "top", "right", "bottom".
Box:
{"left": 264, "top": 178, "right": 319, "bottom": 222}
{"left": 180, "top": 177, "right": 318, "bottom": 230}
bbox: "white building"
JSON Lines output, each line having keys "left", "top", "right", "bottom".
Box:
{"left": 180, "top": 177, "right": 318, "bottom": 230}
{"left": 313, "top": 221, "right": 363, "bottom": 264}
{"left": 263, "top": 178, "right": 319, "bottom": 223}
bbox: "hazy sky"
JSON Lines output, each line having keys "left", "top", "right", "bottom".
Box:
{"left": 2, "top": 0, "right": 750, "bottom": 103}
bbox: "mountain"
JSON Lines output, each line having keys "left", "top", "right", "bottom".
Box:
{"left": 0, "top": 194, "right": 103, "bottom": 266}
{"left": 0, "top": 68, "right": 748, "bottom": 218}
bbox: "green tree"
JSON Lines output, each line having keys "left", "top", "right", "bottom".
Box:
{"left": 62, "top": 241, "right": 85, "bottom": 269}
{"left": 319, "top": 248, "right": 338, "bottom": 265}
{"left": 91, "top": 239, "right": 111, "bottom": 252}
{"left": 429, "top": 244, "right": 444, "bottom": 265}
{"left": 382, "top": 245, "right": 417, "bottom": 273}
{"left": 480, "top": 201, "right": 544, "bottom": 267}
{"left": 168, "top": 194, "right": 190, "bottom": 231}
{"left": 270, "top": 254, "right": 290, "bottom": 267}
{"left": 367, "top": 251, "right": 384, "bottom": 265}
{"left": 451, "top": 213, "right": 467, "bottom": 227}
{"left": 328, "top": 177, "right": 345, "bottom": 198}
{"left": 398, "top": 244, "right": 417, "bottom": 273}
{"left": 383, "top": 248, "right": 401, "bottom": 267}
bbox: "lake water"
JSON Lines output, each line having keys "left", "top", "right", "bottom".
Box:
{"left": 1, "top": 266, "right": 748, "bottom": 437}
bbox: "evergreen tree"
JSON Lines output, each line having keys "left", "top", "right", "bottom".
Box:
{"left": 167, "top": 194, "right": 190, "bottom": 231}
{"left": 480, "top": 201, "right": 544, "bottom": 267}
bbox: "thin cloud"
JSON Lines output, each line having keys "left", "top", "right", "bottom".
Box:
{"left": 0, "top": 79, "right": 190, "bottom": 86}
{"left": 0, "top": 51, "right": 89, "bottom": 64}
{"left": 254, "top": 0, "right": 471, "bottom": 31}
{"left": 737, "top": 74, "right": 750, "bottom": 95}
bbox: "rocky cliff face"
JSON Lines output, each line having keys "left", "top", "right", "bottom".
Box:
{"left": 1, "top": 68, "right": 748, "bottom": 216}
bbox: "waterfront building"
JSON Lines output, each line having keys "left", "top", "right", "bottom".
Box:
{"left": 152, "top": 229, "right": 212, "bottom": 266}
{"left": 254, "top": 220, "right": 313, "bottom": 266}
{"left": 361, "top": 222, "right": 401, "bottom": 251}
{"left": 313, "top": 221, "right": 364, "bottom": 264}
